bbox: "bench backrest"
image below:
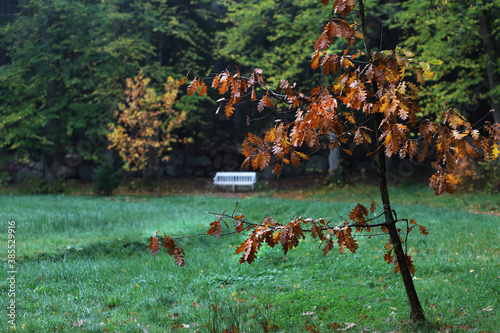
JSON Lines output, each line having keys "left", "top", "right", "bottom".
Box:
{"left": 213, "top": 172, "right": 256, "bottom": 184}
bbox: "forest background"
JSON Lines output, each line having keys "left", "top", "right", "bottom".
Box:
{"left": 1, "top": 0, "right": 499, "bottom": 192}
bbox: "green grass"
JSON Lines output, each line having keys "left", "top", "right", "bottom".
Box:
{"left": 0, "top": 190, "right": 499, "bottom": 332}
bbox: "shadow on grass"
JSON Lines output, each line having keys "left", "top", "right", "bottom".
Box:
{"left": 19, "top": 237, "right": 151, "bottom": 262}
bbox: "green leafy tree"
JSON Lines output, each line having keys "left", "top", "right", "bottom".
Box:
{"left": 108, "top": 73, "right": 188, "bottom": 198}
{"left": 217, "top": 0, "right": 331, "bottom": 88}
{"left": 151, "top": 0, "right": 500, "bottom": 324}
{"left": 0, "top": 0, "right": 226, "bottom": 181}
{"left": 0, "top": 0, "right": 154, "bottom": 183}
{"left": 391, "top": 0, "right": 500, "bottom": 125}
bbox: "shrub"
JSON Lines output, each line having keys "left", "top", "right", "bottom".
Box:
{"left": 92, "top": 162, "right": 122, "bottom": 196}
{"left": 457, "top": 160, "right": 500, "bottom": 193}
{"left": 21, "top": 178, "right": 65, "bottom": 194}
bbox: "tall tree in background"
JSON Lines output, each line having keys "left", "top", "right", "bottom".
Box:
{"left": 108, "top": 73, "right": 188, "bottom": 198}
{"left": 125, "top": 0, "right": 233, "bottom": 150}
{"left": 152, "top": 0, "right": 500, "bottom": 323}
{"left": 217, "top": 0, "right": 329, "bottom": 88}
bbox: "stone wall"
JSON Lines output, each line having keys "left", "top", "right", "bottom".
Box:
{"left": 2, "top": 148, "right": 332, "bottom": 184}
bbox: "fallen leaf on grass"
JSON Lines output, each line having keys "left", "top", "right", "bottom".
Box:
{"left": 328, "top": 322, "right": 341, "bottom": 329}
{"left": 341, "top": 323, "right": 357, "bottom": 331}
{"left": 70, "top": 320, "right": 85, "bottom": 327}
{"left": 481, "top": 306, "right": 493, "bottom": 312}
{"left": 300, "top": 311, "right": 315, "bottom": 316}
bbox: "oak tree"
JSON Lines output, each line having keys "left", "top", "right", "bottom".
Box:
{"left": 108, "top": 72, "right": 188, "bottom": 198}
{"left": 150, "top": 0, "right": 500, "bottom": 323}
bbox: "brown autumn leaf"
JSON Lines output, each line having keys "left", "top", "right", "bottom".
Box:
{"left": 311, "top": 223, "right": 325, "bottom": 241}
{"left": 323, "top": 237, "right": 334, "bottom": 257}
{"left": 207, "top": 219, "right": 222, "bottom": 238}
{"left": 418, "top": 224, "right": 429, "bottom": 236}
{"left": 343, "top": 228, "right": 358, "bottom": 253}
{"left": 164, "top": 236, "right": 185, "bottom": 267}
{"left": 349, "top": 203, "right": 368, "bottom": 223}
{"left": 149, "top": 235, "right": 160, "bottom": 257}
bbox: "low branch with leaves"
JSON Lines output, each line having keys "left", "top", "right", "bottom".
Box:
{"left": 150, "top": 199, "right": 429, "bottom": 274}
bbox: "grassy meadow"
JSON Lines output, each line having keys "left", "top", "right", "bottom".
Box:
{"left": 0, "top": 184, "right": 499, "bottom": 332}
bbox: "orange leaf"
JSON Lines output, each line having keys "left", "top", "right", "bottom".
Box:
{"left": 225, "top": 102, "right": 235, "bottom": 117}
{"left": 354, "top": 128, "right": 363, "bottom": 145}
{"left": 252, "top": 151, "right": 270, "bottom": 171}
{"left": 251, "top": 86, "right": 256, "bottom": 101}
{"left": 418, "top": 225, "right": 429, "bottom": 236}
{"left": 199, "top": 81, "right": 207, "bottom": 96}
{"left": 187, "top": 77, "right": 200, "bottom": 96}
{"left": 179, "top": 75, "right": 187, "bottom": 86}
{"left": 311, "top": 50, "right": 321, "bottom": 70}
{"left": 296, "top": 151, "right": 309, "bottom": 161}
{"left": 212, "top": 74, "right": 220, "bottom": 89}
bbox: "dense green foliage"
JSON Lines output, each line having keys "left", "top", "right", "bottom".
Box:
{"left": 0, "top": 0, "right": 224, "bottom": 177}
{"left": 217, "top": 0, "right": 329, "bottom": 87}
{"left": 1, "top": 0, "right": 498, "bottom": 183}
{"left": 390, "top": 0, "right": 500, "bottom": 123}
{"left": 1, "top": 193, "right": 498, "bottom": 332}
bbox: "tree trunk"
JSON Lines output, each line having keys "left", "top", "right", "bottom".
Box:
{"left": 478, "top": 12, "right": 500, "bottom": 162}
{"left": 376, "top": 115, "right": 426, "bottom": 323}
{"left": 328, "top": 134, "right": 341, "bottom": 179}
{"left": 358, "top": 0, "right": 426, "bottom": 322}
{"left": 479, "top": 14, "right": 500, "bottom": 125}
{"left": 154, "top": 150, "right": 162, "bottom": 198}
{"left": 328, "top": 146, "right": 341, "bottom": 176}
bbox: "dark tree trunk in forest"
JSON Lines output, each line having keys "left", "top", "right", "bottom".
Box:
{"left": 479, "top": 14, "right": 500, "bottom": 125}
{"left": 478, "top": 12, "right": 498, "bottom": 175}
{"left": 358, "top": 0, "right": 426, "bottom": 322}
{"left": 155, "top": 151, "right": 162, "bottom": 199}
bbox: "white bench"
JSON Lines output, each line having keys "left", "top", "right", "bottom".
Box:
{"left": 213, "top": 172, "right": 257, "bottom": 191}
